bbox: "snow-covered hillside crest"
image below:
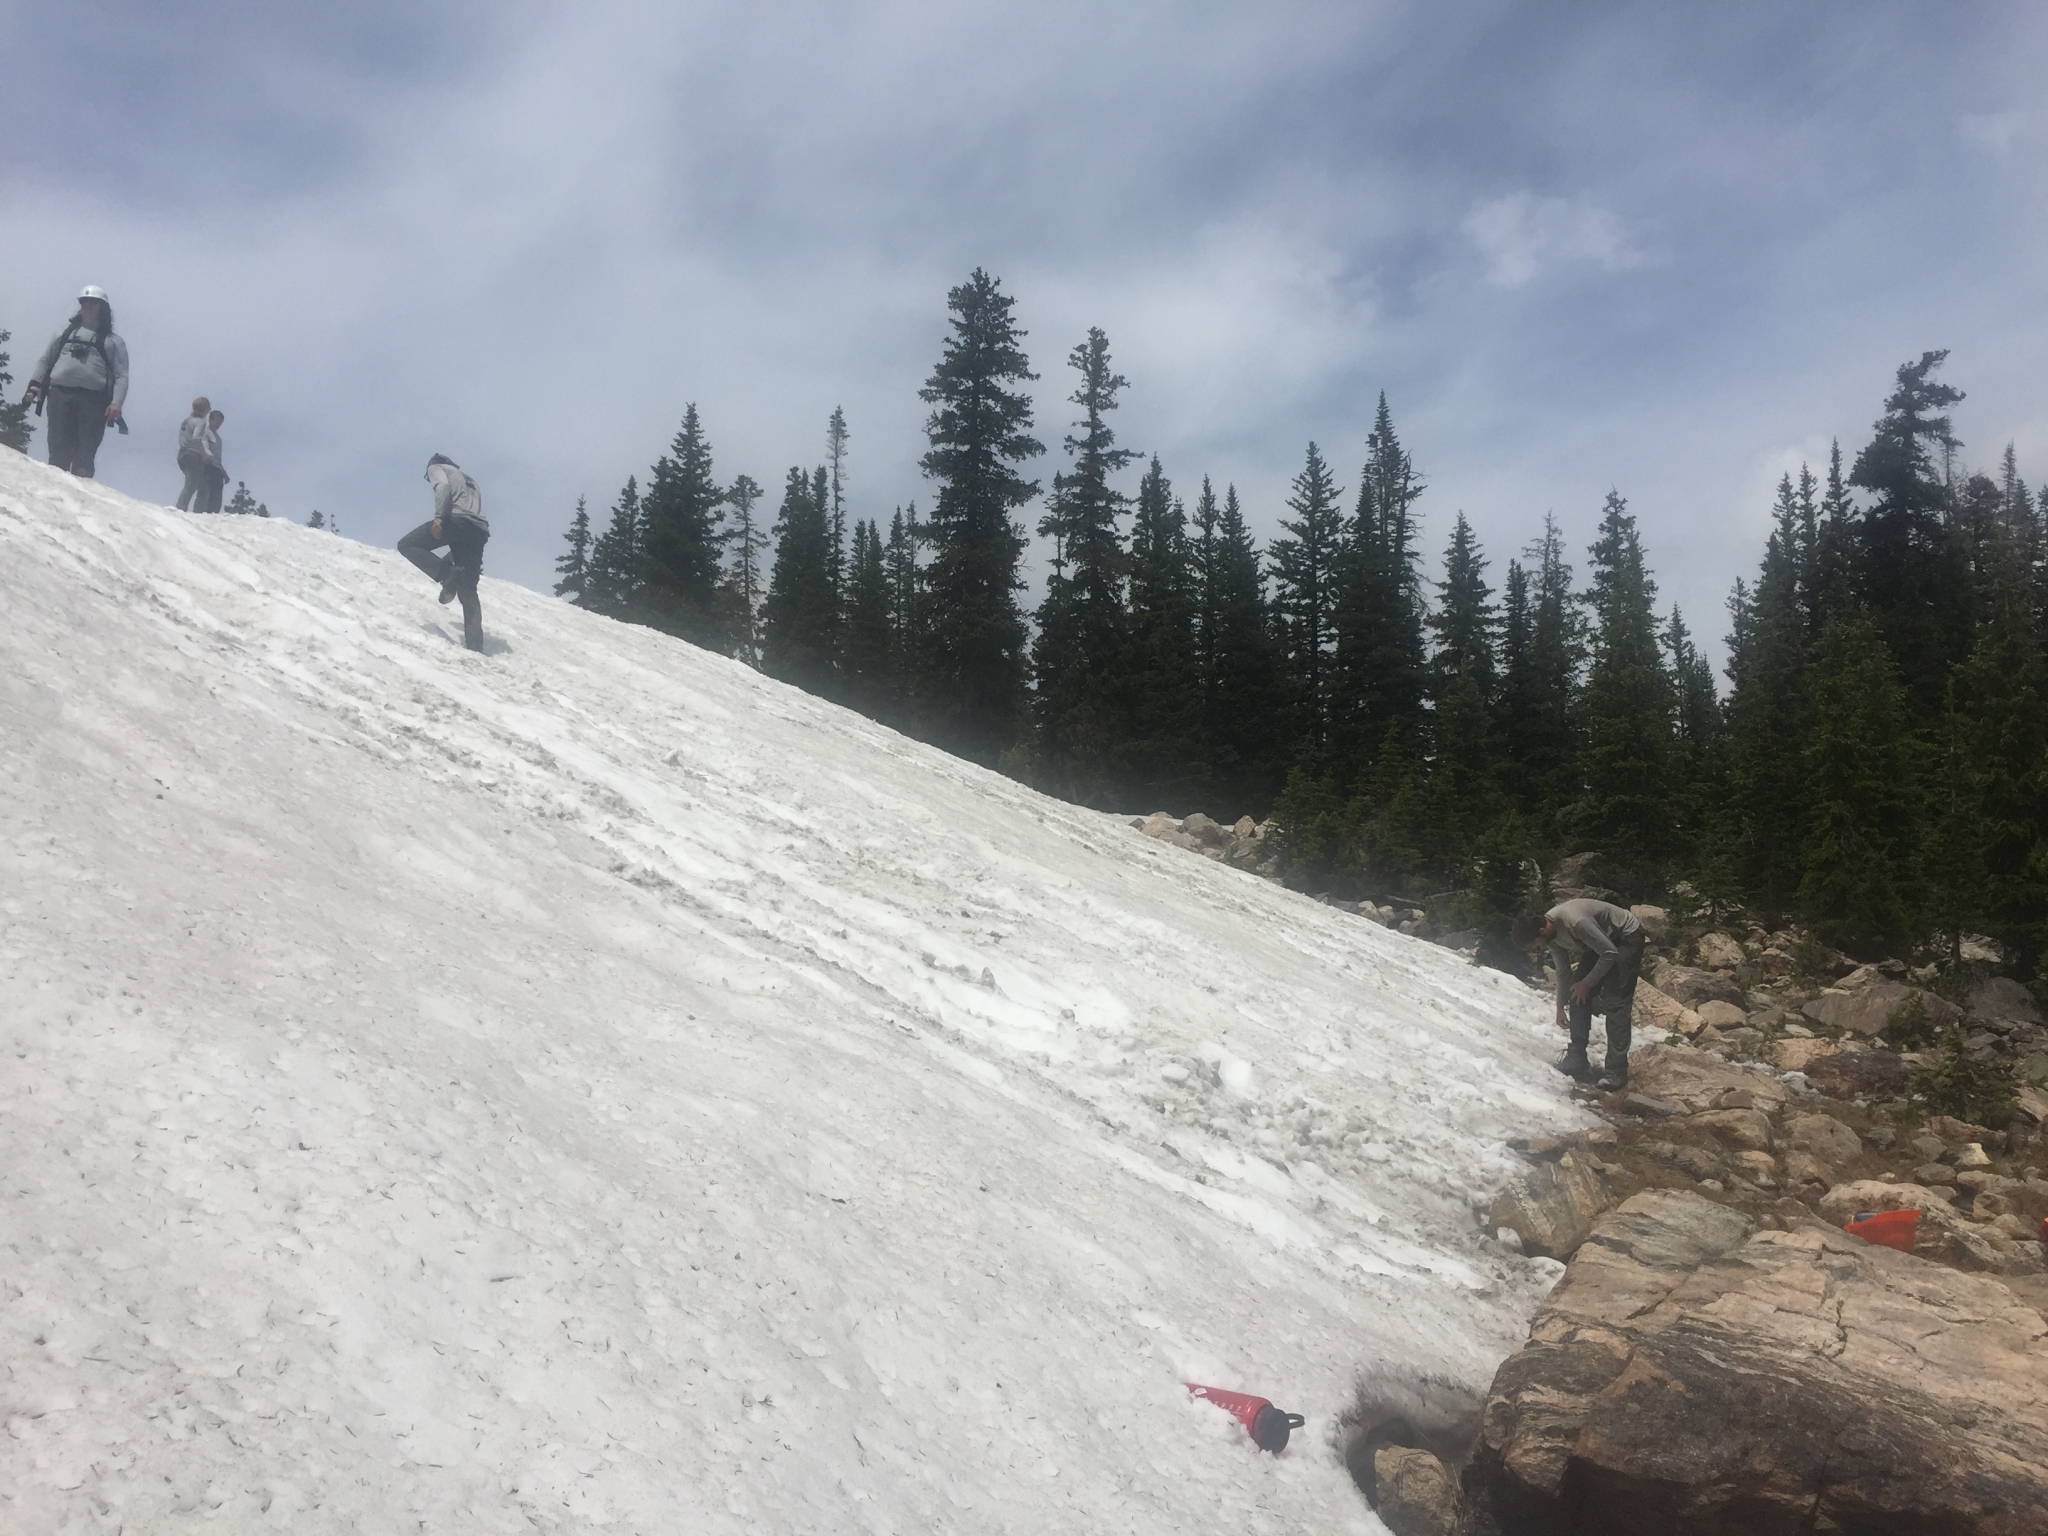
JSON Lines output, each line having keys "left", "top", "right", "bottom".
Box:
{"left": 1, "top": 454, "right": 1582, "bottom": 1533}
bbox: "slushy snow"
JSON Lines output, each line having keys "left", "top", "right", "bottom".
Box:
{"left": 0, "top": 454, "right": 1582, "bottom": 1533}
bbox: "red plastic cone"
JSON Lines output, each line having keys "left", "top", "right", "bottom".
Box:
{"left": 1184, "top": 1382, "right": 1305, "bottom": 1453}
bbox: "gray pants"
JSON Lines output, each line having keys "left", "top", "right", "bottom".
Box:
{"left": 1566, "top": 929, "right": 1644, "bottom": 1070}
{"left": 398, "top": 518, "right": 489, "bottom": 651}
{"left": 46, "top": 386, "right": 110, "bottom": 478}
{"left": 176, "top": 451, "right": 208, "bottom": 511}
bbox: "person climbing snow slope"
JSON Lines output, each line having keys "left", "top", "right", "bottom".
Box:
{"left": 24, "top": 285, "right": 128, "bottom": 479}
{"left": 397, "top": 453, "right": 491, "bottom": 651}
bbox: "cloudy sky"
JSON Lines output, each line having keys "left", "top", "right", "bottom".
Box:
{"left": 6, "top": 2, "right": 2046, "bottom": 670}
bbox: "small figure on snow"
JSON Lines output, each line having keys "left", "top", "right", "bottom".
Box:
{"left": 1511, "top": 899, "right": 1645, "bottom": 1090}
{"left": 197, "top": 409, "right": 227, "bottom": 514}
{"left": 175, "top": 397, "right": 211, "bottom": 510}
{"left": 398, "top": 454, "right": 491, "bottom": 651}
{"left": 24, "top": 285, "right": 129, "bottom": 479}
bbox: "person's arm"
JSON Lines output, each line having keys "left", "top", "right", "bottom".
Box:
{"left": 432, "top": 473, "right": 457, "bottom": 525}
{"left": 27, "top": 328, "right": 65, "bottom": 392}
{"left": 1550, "top": 939, "right": 1573, "bottom": 1011}
{"left": 105, "top": 335, "right": 129, "bottom": 415}
{"left": 1567, "top": 913, "right": 1620, "bottom": 996}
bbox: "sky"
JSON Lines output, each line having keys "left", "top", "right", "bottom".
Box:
{"left": 5, "top": 1, "right": 2048, "bottom": 673}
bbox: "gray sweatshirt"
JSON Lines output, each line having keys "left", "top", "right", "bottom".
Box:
{"left": 427, "top": 461, "right": 488, "bottom": 531}
{"left": 1546, "top": 898, "right": 1642, "bottom": 1004}
{"left": 178, "top": 414, "right": 208, "bottom": 459}
{"left": 32, "top": 322, "right": 129, "bottom": 407}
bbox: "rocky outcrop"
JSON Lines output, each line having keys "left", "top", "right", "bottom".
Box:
{"left": 1628, "top": 981, "right": 1701, "bottom": 1039}
{"left": 1466, "top": 1190, "right": 2048, "bottom": 1535}
{"left": 1647, "top": 959, "right": 1746, "bottom": 1010}
{"left": 1803, "top": 977, "right": 1963, "bottom": 1036}
{"left": 1487, "top": 1149, "right": 1612, "bottom": 1259}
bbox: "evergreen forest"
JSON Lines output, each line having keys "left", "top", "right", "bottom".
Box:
{"left": 546, "top": 273, "right": 2048, "bottom": 978}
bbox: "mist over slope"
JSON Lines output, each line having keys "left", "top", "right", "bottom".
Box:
{"left": 0, "top": 456, "right": 1578, "bottom": 1533}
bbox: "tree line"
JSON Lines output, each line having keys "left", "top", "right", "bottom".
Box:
{"left": 552, "top": 274, "right": 2044, "bottom": 974}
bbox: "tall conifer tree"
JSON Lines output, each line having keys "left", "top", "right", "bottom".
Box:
{"left": 586, "top": 477, "right": 642, "bottom": 617}
{"left": 639, "top": 404, "right": 733, "bottom": 647}
{"left": 761, "top": 466, "right": 839, "bottom": 695}
{"left": 1333, "top": 394, "right": 1429, "bottom": 781}
{"left": 917, "top": 269, "right": 1042, "bottom": 763}
{"left": 1200, "top": 483, "right": 1284, "bottom": 814}
{"left": 1269, "top": 442, "right": 1344, "bottom": 762}
{"left": 1121, "top": 457, "right": 1201, "bottom": 806}
{"left": 723, "top": 473, "right": 768, "bottom": 667}
{"left": 555, "top": 496, "right": 592, "bottom": 602}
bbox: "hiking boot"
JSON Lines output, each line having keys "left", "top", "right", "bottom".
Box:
{"left": 438, "top": 576, "right": 459, "bottom": 604}
{"left": 1595, "top": 1054, "right": 1629, "bottom": 1091}
{"left": 439, "top": 564, "right": 478, "bottom": 605}
{"left": 1553, "top": 1046, "right": 1594, "bottom": 1082}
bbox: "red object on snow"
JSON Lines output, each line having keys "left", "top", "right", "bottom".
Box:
{"left": 1844, "top": 1209, "right": 1919, "bottom": 1251}
{"left": 1184, "top": 1382, "right": 1306, "bottom": 1453}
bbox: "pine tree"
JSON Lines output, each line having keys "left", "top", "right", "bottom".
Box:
{"left": 307, "top": 509, "right": 328, "bottom": 531}
{"left": 638, "top": 404, "right": 734, "bottom": 647}
{"left": 1850, "top": 351, "right": 1968, "bottom": 712}
{"left": 1031, "top": 328, "right": 1135, "bottom": 796}
{"left": 1333, "top": 393, "right": 1429, "bottom": 784}
{"left": 224, "top": 482, "right": 269, "bottom": 517}
{"left": 1663, "top": 605, "right": 1722, "bottom": 866}
{"left": 1269, "top": 442, "right": 1344, "bottom": 762}
{"left": 723, "top": 474, "right": 768, "bottom": 667}
{"left": 1498, "top": 516, "right": 1581, "bottom": 834}
{"left": 1799, "top": 609, "right": 1922, "bottom": 955}
{"left": 1429, "top": 513, "right": 1495, "bottom": 693}
{"left": 761, "top": 466, "right": 839, "bottom": 696}
{"left": 585, "top": 477, "right": 643, "bottom": 617}
{"left": 841, "top": 519, "right": 897, "bottom": 714}
{"left": 1121, "top": 456, "right": 1201, "bottom": 807}
{"left": 1416, "top": 514, "right": 1503, "bottom": 874}
{"left": 1197, "top": 483, "right": 1284, "bottom": 814}
{"left": 554, "top": 496, "right": 592, "bottom": 602}
{"left": 885, "top": 502, "right": 924, "bottom": 706}
{"left": 916, "top": 269, "right": 1042, "bottom": 763}
{"left": 1566, "top": 490, "right": 1672, "bottom": 889}
{"left": 826, "top": 407, "right": 851, "bottom": 621}
{"left": 1807, "top": 440, "right": 1856, "bottom": 630}
{"left": 0, "top": 330, "right": 32, "bottom": 451}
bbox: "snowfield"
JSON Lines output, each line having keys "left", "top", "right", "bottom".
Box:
{"left": 0, "top": 454, "right": 1581, "bottom": 1534}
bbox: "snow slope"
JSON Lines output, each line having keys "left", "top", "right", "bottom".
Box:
{"left": 0, "top": 455, "right": 1582, "bottom": 1534}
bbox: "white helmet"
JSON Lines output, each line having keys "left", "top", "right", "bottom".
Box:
{"left": 78, "top": 284, "right": 109, "bottom": 303}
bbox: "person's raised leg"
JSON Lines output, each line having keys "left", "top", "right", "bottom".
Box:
{"left": 397, "top": 522, "right": 451, "bottom": 583}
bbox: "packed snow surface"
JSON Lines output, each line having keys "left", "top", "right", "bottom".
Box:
{"left": 0, "top": 455, "right": 1581, "bottom": 1533}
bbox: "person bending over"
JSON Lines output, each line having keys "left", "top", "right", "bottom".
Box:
{"left": 1510, "top": 898, "right": 1644, "bottom": 1090}
{"left": 397, "top": 454, "right": 491, "bottom": 651}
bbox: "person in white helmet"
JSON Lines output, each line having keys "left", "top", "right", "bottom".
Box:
{"left": 397, "top": 454, "right": 492, "bottom": 651}
{"left": 24, "top": 285, "right": 129, "bottom": 479}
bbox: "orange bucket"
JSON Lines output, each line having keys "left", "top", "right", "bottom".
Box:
{"left": 1844, "top": 1209, "right": 1919, "bottom": 1251}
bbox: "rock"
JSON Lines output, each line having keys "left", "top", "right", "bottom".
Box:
{"left": 1371, "top": 1447, "right": 1460, "bottom": 1536}
{"left": 1817, "top": 1179, "right": 1957, "bottom": 1224}
{"left": 2018, "top": 1084, "right": 2048, "bottom": 1125}
{"left": 1468, "top": 1190, "right": 2048, "bottom": 1535}
{"left": 1757, "top": 946, "right": 1792, "bottom": 977}
{"left": 1486, "top": 1149, "right": 1612, "bottom": 1260}
{"left": 1781, "top": 1149, "right": 1833, "bottom": 1186}
{"left": 1649, "top": 959, "right": 1749, "bottom": 1009}
{"left": 1916, "top": 1162, "right": 1959, "bottom": 1186}
{"left": 1926, "top": 1114, "right": 1999, "bottom": 1147}
{"left": 1732, "top": 1149, "right": 1779, "bottom": 1184}
{"left": 1785, "top": 1112, "right": 1862, "bottom": 1168}
{"left": 1693, "top": 999, "right": 1746, "bottom": 1029}
{"left": 1624, "top": 1043, "right": 1792, "bottom": 1115}
{"left": 1180, "top": 812, "right": 1228, "bottom": 847}
{"left": 1630, "top": 981, "right": 1703, "bottom": 1039}
{"left": 1231, "top": 814, "right": 1257, "bottom": 838}
{"left": 1970, "top": 975, "right": 2042, "bottom": 1023}
{"left": 1621, "top": 1093, "right": 1679, "bottom": 1118}
{"left": 1956, "top": 1142, "right": 1993, "bottom": 1170}
{"left": 1627, "top": 904, "right": 1669, "bottom": 942}
{"left": 1768, "top": 1036, "right": 1839, "bottom": 1072}
{"left": 1694, "top": 931, "right": 1746, "bottom": 970}
{"left": 1974, "top": 1180, "right": 2048, "bottom": 1224}
{"left": 1804, "top": 1048, "right": 1911, "bottom": 1101}
{"left": 1138, "top": 811, "right": 1180, "bottom": 837}
{"left": 1686, "top": 1106, "right": 1776, "bottom": 1152}
{"left": 1803, "top": 980, "right": 1963, "bottom": 1037}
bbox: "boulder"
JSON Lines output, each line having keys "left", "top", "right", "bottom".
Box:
{"left": 1804, "top": 1047, "right": 1911, "bottom": 1101}
{"left": 1137, "top": 811, "right": 1179, "bottom": 837}
{"left": 1686, "top": 1106, "right": 1775, "bottom": 1152}
{"left": 1784, "top": 1111, "right": 1862, "bottom": 1169}
{"left": 1970, "top": 975, "right": 2042, "bottom": 1023}
{"left": 1781, "top": 1149, "right": 1833, "bottom": 1186}
{"left": 1693, "top": 999, "right": 1747, "bottom": 1029}
{"left": 2018, "top": 1084, "right": 2048, "bottom": 1125}
{"left": 1630, "top": 981, "right": 1703, "bottom": 1039}
{"left": 1768, "top": 1036, "right": 1839, "bottom": 1072}
{"left": 1817, "top": 1179, "right": 1955, "bottom": 1224}
{"left": 1649, "top": 959, "right": 1748, "bottom": 1010}
{"left": 1974, "top": 1179, "right": 2048, "bottom": 1224}
{"left": 1803, "top": 980, "right": 1963, "bottom": 1038}
{"left": 1371, "top": 1447, "right": 1461, "bottom": 1536}
{"left": 1627, "top": 904, "right": 1669, "bottom": 942}
{"left": 1624, "top": 1044, "right": 1792, "bottom": 1115}
{"left": 1468, "top": 1189, "right": 2048, "bottom": 1536}
{"left": 1694, "top": 931, "right": 1746, "bottom": 970}
{"left": 1757, "top": 946, "right": 1792, "bottom": 978}
{"left": 1487, "top": 1149, "right": 1612, "bottom": 1260}
{"left": 1180, "top": 811, "right": 1229, "bottom": 847}
{"left": 1925, "top": 1113, "right": 1998, "bottom": 1147}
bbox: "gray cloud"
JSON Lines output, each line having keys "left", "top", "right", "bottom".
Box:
{"left": 5, "top": 1, "right": 2047, "bottom": 672}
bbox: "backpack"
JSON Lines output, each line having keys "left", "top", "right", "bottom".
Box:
{"left": 55, "top": 322, "right": 116, "bottom": 385}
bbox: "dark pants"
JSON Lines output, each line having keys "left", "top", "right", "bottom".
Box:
{"left": 398, "top": 518, "right": 489, "bottom": 651}
{"left": 197, "top": 465, "right": 225, "bottom": 515}
{"left": 1566, "top": 928, "right": 1644, "bottom": 1071}
{"left": 46, "top": 387, "right": 111, "bottom": 478}
{"left": 176, "top": 450, "right": 207, "bottom": 511}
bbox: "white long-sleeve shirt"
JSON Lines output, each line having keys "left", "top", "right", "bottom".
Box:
{"left": 1545, "top": 898, "right": 1642, "bottom": 1005}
